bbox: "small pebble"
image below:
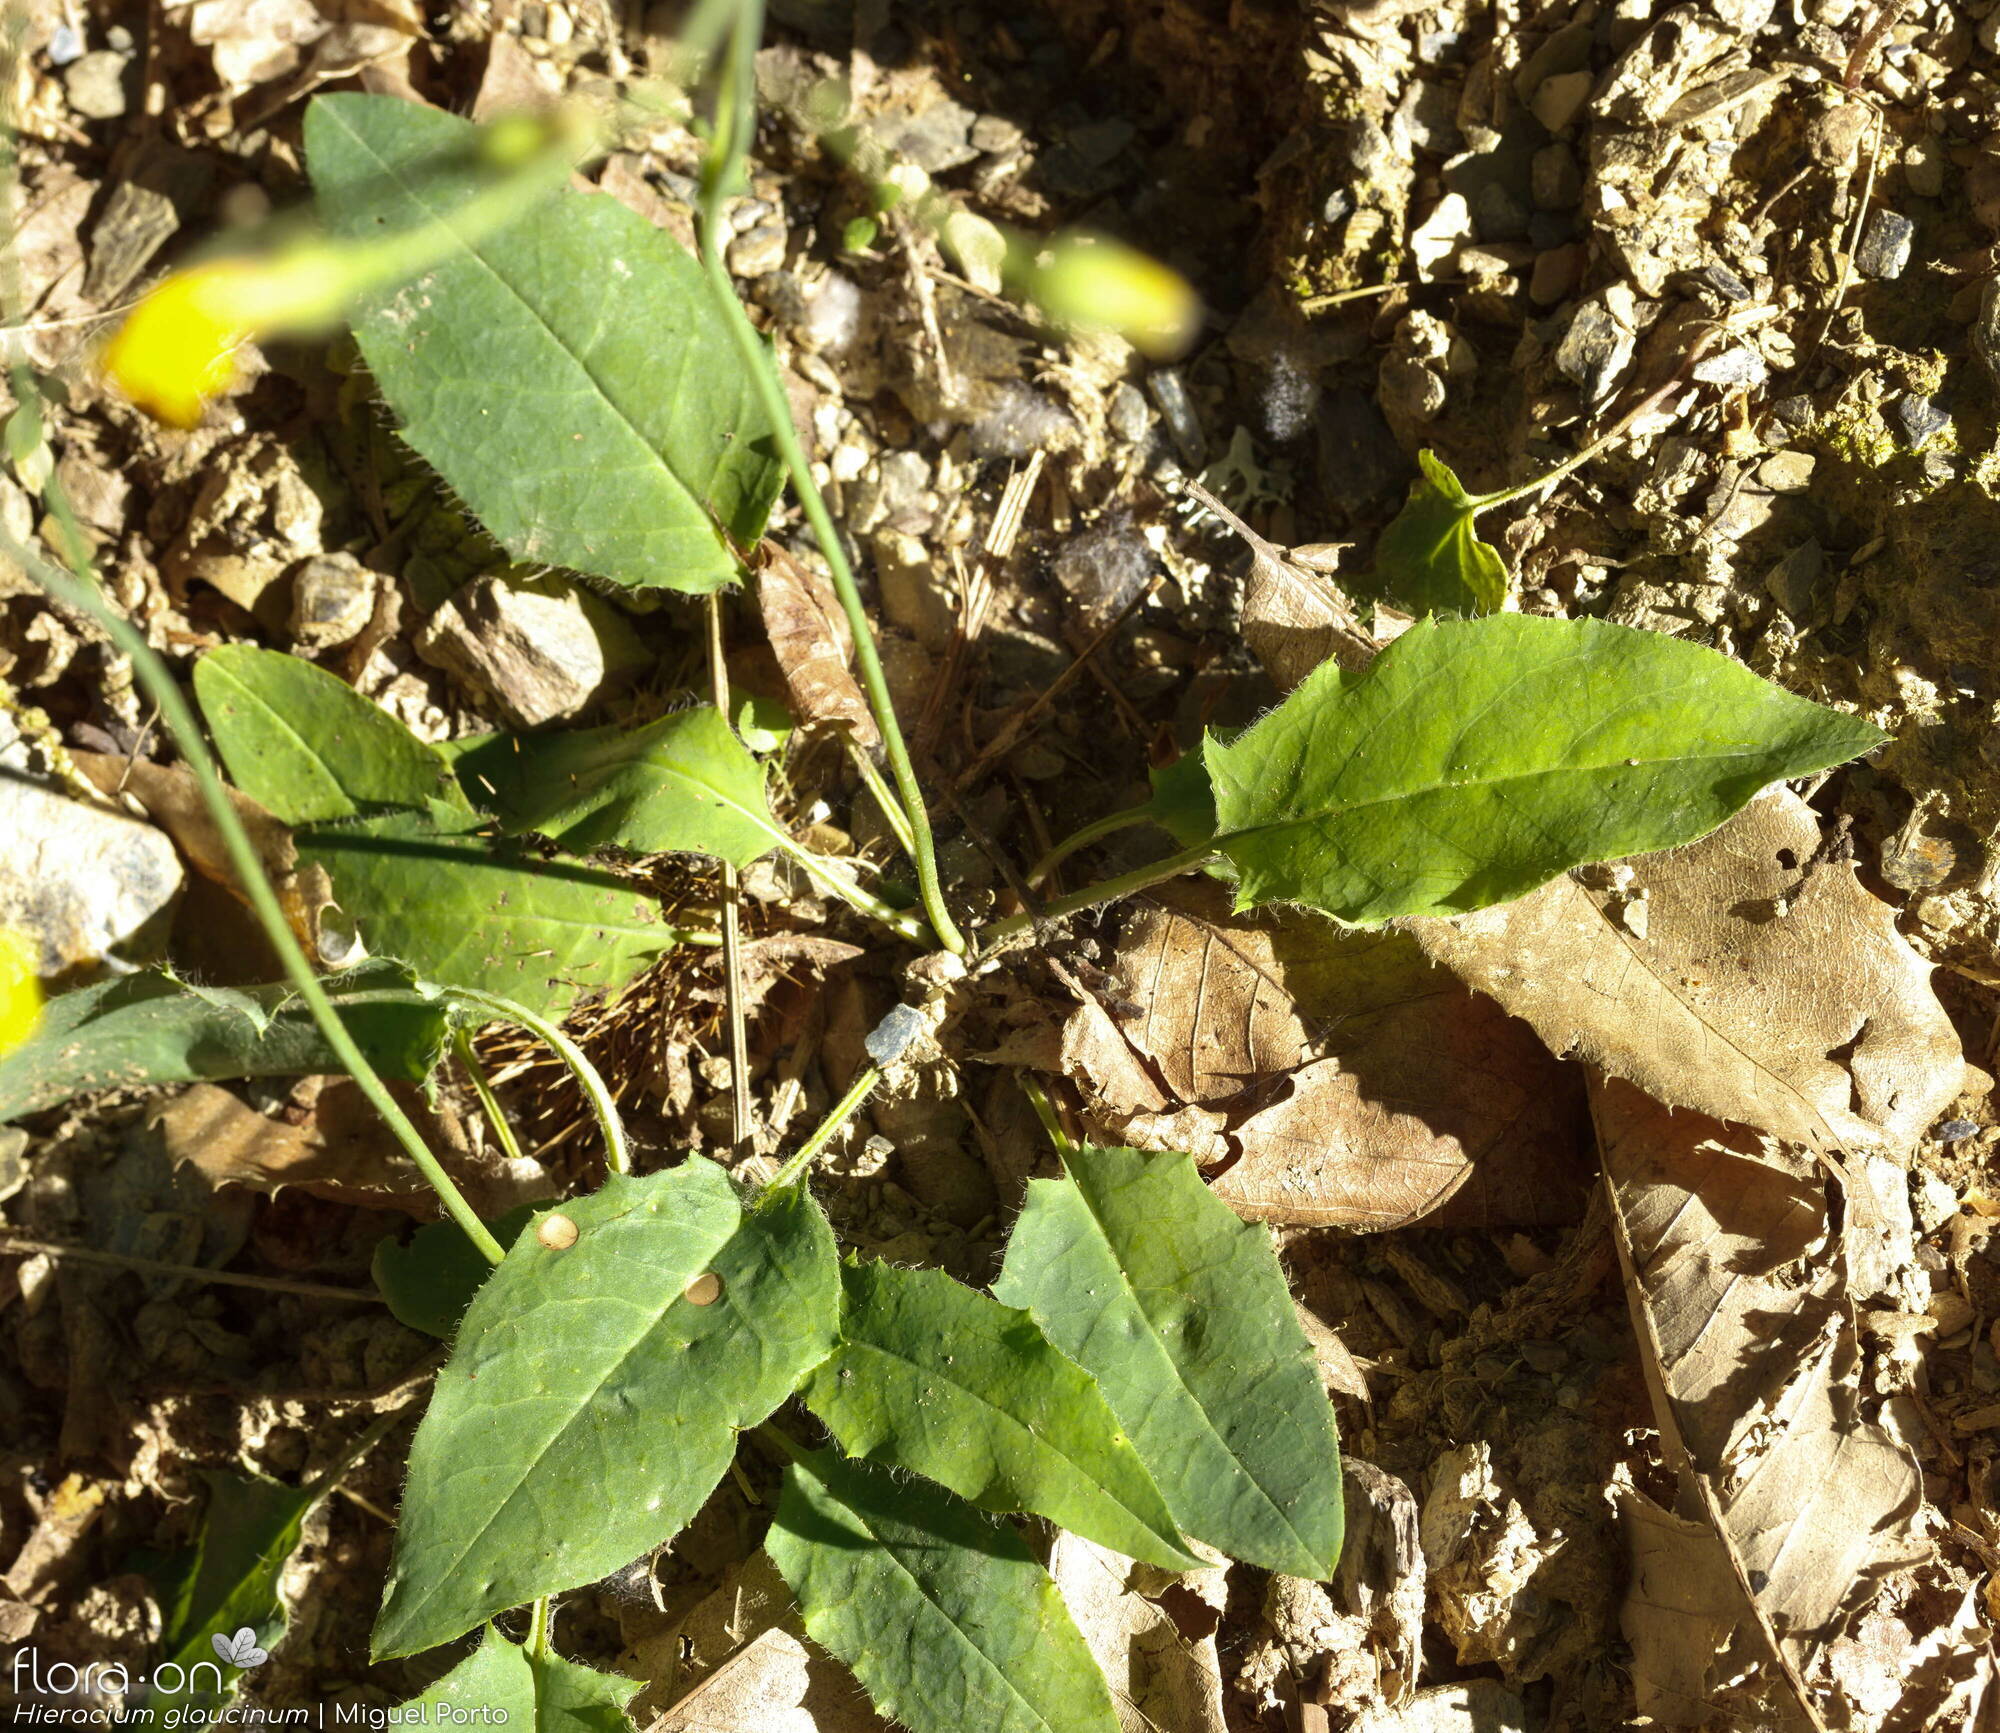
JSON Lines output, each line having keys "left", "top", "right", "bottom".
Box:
{"left": 866, "top": 1003, "right": 929, "bottom": 1067}
{"left": 1889, "top": 393, "right": 1949, "bottom": 448}
{"left": 1940, "top": 1120, "right": 1981, "bottom": 1145}
{"left": 1147, "top": 368, "right": 1206, "bottom": 469}
{"left": 1854, "top": 208, "right": 1915, "bottom": 280}
{"left": 1692, "top": 345, "right": 1769, "bottom": 389}
{"left": 1529, "top": 244, "right": 1584, "bottom": 307}
{"left": 1903, "top": 136, "right": 1945, "bottom": 199}
{"left": 62, "top": 50, "right": 129, "bottom": 120}
{"left": 1531, "top": 69, "right": 1593, "bottom": 132}
{"left": 1770, "top": 394, "right": 1816, "bottom": 430}
{"left": 1694, "top": 261, "right": 1752, "bottom": 301}
{"left": 727, "top": 223, "right": 787, "bottom": 280}
{"left": 1759, "top": 450, "right": 1817, "bottom": 494}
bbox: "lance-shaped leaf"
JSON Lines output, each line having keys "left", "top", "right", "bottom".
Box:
{"left": 992, "top": 1144, "right": 1342, "bottom": 1579}
{"left": 452, "top": 708, "right": 779, "bottom": 865}
{"left": 298, "top": 809, "right": 681, "bottom": 1017}
{"left": 195, "top": 645, "right": 469, "bottom": 826}
{"left": 407, "top": 1625, "right": 635, "bottom": 1733}
{"left": 374, "top": 1165, "right": 838, "bottom": 1657}
{"left": 802, "top": 1260, "right": 1199, "bottom": 1571}
{"left": 0, "top": 964, "right": 448, "bottom": 1122}
{"left": 1369, "top": 449, "right": 1508, "bottom": 616}
{"left": 1204, "top": 614, "right": 1885, "bottom": 926}
{"left": 765, "top": 1450, "right": 1120, "bottom": 1733}
{"left": 306, "top": 94, "right": 783, "bottom": 594}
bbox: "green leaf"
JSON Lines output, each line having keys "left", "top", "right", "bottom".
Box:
{"left": 408, "top": 1626, "right": 634, "bottom": 1733}
{"left": 373, "top": 1204, "right": 543, "bottom": 1339}
{"left": 992, "top": 1144, "right": 1343, "bottom": 1579}
{"left": 0, "top": 964, "right": 448, "bottom": 1122}
{"left": 298, "top": 809, "right": 679, "bottom": 1016}
{"left": 1204, "top": 613, "right": 1887, "bottom": 926}
{"left": 766, "top": 1450, "right": 1120, "bottom": 1733}
{"left": 1144, "top": 743, "right": 1218, "bottom": 850}
{"left": 1370, "top": 449, "right": 1509, "bottom": 616}
{"left": 195, "top": 645, "right": 469, "bottom": 826}
{"left": 453, "top": 708, "right": 780, "bottom": 865}
{"left": 802, "top": 1260, "right": 1199, "bottom": 1572}
{"left": 374, "top": 1164, "right": 839, "bottom": 1658}
{"left": 306, "top": 94, "right": 784, "bottom": 595}
{"left": 141, "top": 1469, "right": 314, "bottom": 1714}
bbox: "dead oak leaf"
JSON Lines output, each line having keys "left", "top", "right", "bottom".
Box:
{"left": 1056, "top": 885, "right": 1590, "bottom": 1231}
{"left": 1598, "top": 1077, "right": 1933, "bottom": 1727}
{"left": 754, "top": 541, "right": 879, "bottom": 748}
{"left": 1404, "top": 788, "right": 1964, "bottom": 1160}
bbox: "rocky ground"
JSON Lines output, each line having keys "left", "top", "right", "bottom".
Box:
{"left": 6, "top": 0, "right": 2000, "bottom": 1729}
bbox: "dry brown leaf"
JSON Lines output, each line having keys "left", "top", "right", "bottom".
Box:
{"left": 1613, "top": 1477, "right": 1746, "bottom": 1725}
{"left": 1406, "top": 789, "right": 1964, "bottom": 1159}
{"left": 638, "top": 1554, "right": 888, "bottom": 1733}
{"left": 1049, "top": 1531, "right": 1228, "bottom": 1733}
{"left": 1058, "top": 885, "right": 1589, "bottom": 1231}
{"left": 1598, "top": 1076, "right": 1933, "bottom": 1727}
{"left": 755, "top": 541, "right": 880, "bottom": 748}
{"left": 151, "top": 1082, "right": 431, "bottom": 1213}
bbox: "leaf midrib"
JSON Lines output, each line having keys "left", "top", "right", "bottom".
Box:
{"left": 1215, "top": 738, "right": 1832, "bottom": 852}
{"left": 804, "top": 1475, "right": 1078, "bottom": 1733}
{"left": 830, "top": 1333, "right": 1192, "bottom": 1564}
{"left": 390, "top": 1207, "right": 734, "bottom": 1639}
{"left": 319, "top": 102, "right": 718, "bottom": 546}
{"left": 1052, "top": 1173, "right": 1321, "bottom": 1571}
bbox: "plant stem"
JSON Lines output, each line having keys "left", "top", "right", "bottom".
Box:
{"left": 455, "top": 1027, "right": 526, "bottom": 1166}
{"left": 1016, "top": 1075, "right": 1075, "bottom": 1160}
{"left": 442, "top": 987, "right": 631, "bottom": 1177}
{"left": 526, "top": 1599, "right": 551, "bottom": 1662}
{"left": 845, "top": 734, "right": 917, "bottom": 858}
{"left": 5, "top": 527, "right": 506, "bottom": 1267}
{"left": 0, "top": 1233, "right": 381, "bottom": 1302}
{"left": 695, "top": 1, "right": 967, "bottom": 957}
{"left": 1025, "top": 801, "right": 1159, "bottom": 890}
{"left": 772, "top": 836, "right": 932, "bottom": 943}
{"left": 979, "top": 844, "right": 1217, "bottom": 952}
{"left": 761, "top": 1063, "right": 881, "bottom": 1194}
{"left": 706, "top": 592, "right": 754, "bottom": 1158}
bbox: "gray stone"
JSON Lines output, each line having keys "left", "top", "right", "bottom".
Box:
{"left": 1770, "top": 394, "right": 1816, "bottom": 430}
{"left": 875, "top": 97, "right": 978, "bottom": 174}
{"left": 1889, "top": 393, "right": 1949, "bottom": 448}
{"left": 1758, "top": 450, "right": 1817, "bottom": 495}
{"left": 1147, "top": 368, "right": 1206, "bottom": 469}
{"left": 63, "top": 51, "right": 129, "bottom": 120}
{"left": 1053, "top": 513, "right": 1154, "bottom": 623}
{"left": 288, "top": 553, "right": 377, "bottom": 650}
{"left": 727, "top": 223, "right": 788, "bottom": 280}
{"left": 1691, "top": 345, "right": 1769, "bottom": 389}
{"left": 969, "top": 113, "right": 1023, "bottom": 155}
{"left": 1107, "top": 382, "right": 1153, "bottom": 445}
{"left": 1554, "top": 302, "right": 1633, "bottom": 402}
{"left": 1693, "top": 261, "right": 1752, "bottom": 301}
{"left": 1854, "top": 208, "right": 1915, "bottom": 280}
{"left": 0, "top": 713, "right": 182, "bottom": 980}
{"left": 415, "top": 572, "right": 647, "bottom": 727}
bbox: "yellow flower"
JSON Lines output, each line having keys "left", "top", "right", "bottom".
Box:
{"left": 0, "top": 928, "right": 39, "bottom": 1057}
{"left": 101, "top": 250, "right": 349, "bottom": 429}
{"left": 1014, "top": 235, "right": 1201, "bottom": 359}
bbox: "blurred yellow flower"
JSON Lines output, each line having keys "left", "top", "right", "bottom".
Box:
{"left": 101, "top": 250, "right": 350, "bottom": 429}
{"left": 1013, "top": 235, "right": 1201, "bottom": 359}
{"left": 0, "top": 929, "right": 39, "bottom": 1057}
